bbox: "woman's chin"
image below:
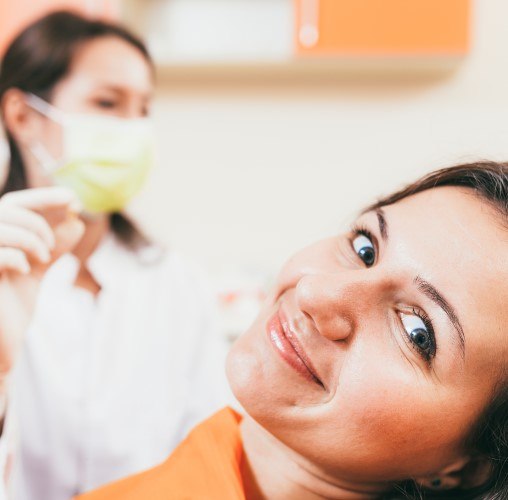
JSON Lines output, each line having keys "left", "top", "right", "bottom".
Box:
{"left": 226, "top": 334, "right": 257, "bottom": 407}
{"left": 225, "top": 326, "right": 276, "bottom": 421}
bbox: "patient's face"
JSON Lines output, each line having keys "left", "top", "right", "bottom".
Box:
{"left": 227, "top": 186, "right": 508, "bottom": 483}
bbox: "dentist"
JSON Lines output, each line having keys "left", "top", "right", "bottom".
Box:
{"left": 0, "top": 10, "right": 228, "bottom": 500}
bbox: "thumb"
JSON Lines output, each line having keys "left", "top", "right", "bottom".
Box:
{"left": 52, "top": 215, "right": 85, "bottom": 260}
{"left": 30, "top": 214, "right": 84, "bottom": 279}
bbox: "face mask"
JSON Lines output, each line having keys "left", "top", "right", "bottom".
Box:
{"left": 26, "top": 93, "right": 154, "bottom": 214}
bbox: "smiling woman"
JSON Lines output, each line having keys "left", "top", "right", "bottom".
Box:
{"left": 79, "top": 161, "right": 507, "bottom": 499}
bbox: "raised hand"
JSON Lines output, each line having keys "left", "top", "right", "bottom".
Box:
{"left": 0, "top": 187, "right": 84, "bottom": 379}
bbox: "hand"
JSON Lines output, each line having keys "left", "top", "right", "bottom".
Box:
{"left": 0, "top": 187, "right": 84, "bottom": 381}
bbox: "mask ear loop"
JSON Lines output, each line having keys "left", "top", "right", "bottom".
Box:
{"left": 24, "top": 93, "right": 64, "bottom": 123}
{"left": 24, "top": 93, "right": 65, "bottom": 175}
{"left": 28, "top": 142, "right": 59, "bottom": 175}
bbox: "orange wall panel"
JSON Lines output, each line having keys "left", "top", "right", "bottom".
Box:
{"left": 295, "top": 0, "right": 470, "bottom": 56}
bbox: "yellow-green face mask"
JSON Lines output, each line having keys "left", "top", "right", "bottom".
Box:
{"left": 27, "top": 93, "right": 153, "bottom": 214}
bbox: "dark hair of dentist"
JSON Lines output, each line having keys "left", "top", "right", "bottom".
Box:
{"left": 80, "top": 161, "right": 508, "bottom": 500}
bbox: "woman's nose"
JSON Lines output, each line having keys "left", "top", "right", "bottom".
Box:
{"left": 295, "top": 271, "right": 385, "bottom": 342}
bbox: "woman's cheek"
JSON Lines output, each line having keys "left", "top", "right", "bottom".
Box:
{"left": 338, "top": 377, "right": 462, "bottom": 477}
{"left": 335, "top": 363, "right": 429, "bottom": 450}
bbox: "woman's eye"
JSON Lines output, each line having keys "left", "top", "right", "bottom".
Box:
{"left": 352, "top": 233, "right": 375, "bottom": 267}
{"left": 400, "top": 312, "right": 435, "bottom": 360}
{"left": 95, "top": 99, "right": 117, "bottom": 109}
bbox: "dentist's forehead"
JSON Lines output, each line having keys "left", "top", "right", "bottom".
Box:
{"left": 61, "top": 36, "right": 152, "bottom": 95}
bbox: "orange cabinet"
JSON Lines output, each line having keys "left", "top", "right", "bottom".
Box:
{"left": 295, "top": 0, "right": 470, "bottom": 57}
{"left": 0, "top": 0, "right": 120, "bottom": 57}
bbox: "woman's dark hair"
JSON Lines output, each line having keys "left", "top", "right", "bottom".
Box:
{"left": 0, "top": 10, "right": 153, "bottom": 249}
{"left": 371, "top": 161, "right": 508, "bottom": 500}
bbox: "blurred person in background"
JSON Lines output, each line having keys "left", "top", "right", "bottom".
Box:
{"left": 0, "top": 10, "right": 229, "bottom": 500}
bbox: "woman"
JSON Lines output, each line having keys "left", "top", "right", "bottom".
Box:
{"left": 0, "top": 11, "right": 229, "bottom": 500}
{"left": 76, "top": 162, "right": 507, "bottom": 499}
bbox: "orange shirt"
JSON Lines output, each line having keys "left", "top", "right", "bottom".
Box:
{"left": 77, "top": 407, "right": 245, "bottom": 500}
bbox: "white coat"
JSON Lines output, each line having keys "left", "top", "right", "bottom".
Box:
{"left": 8, "top": 234, "right": 230, "bottom": 500}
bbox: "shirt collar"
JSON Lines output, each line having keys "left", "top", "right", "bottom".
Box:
{"left": 86, "top": 233, "right": 165, "bottom": 287}
{"left": 86, "top": 233, "right": 133, "bottom": 288}
{"left": 43, "top": 232, "right": 164, "bottom": 290}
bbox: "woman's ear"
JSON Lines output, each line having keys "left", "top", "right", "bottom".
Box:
{"left": 1, "top": 88, "right": 41, "bottom": 146}
{"left": 416, "top": 455, "right": 492, "bottom": 491}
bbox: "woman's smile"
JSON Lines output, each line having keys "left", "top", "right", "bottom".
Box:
{"left": 266, "top": 308, "right": 325, "bottom": 389}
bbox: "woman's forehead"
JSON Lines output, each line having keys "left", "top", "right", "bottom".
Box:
{"left": 380, "top": 187, "right": 504, "bottom": 263}
{"left": 66, "top": 37, "right": 153, "bottom": 94}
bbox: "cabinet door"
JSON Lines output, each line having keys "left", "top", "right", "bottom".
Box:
{"left": 295, "top": 0, "right": 469, "bottom": 57}
{"left": 0, "top": 0, "right": 120, "bottom": 56}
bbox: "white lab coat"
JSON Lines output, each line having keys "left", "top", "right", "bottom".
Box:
{"left": 7, "top": 234, "right": 230, "bottom": 500}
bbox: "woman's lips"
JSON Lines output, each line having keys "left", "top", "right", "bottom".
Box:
{"left": 266, "top": 310, "right": 324, "bottom": 388}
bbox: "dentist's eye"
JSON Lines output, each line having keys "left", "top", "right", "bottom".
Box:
{"left": 96, "top": 99, "right": 117, "bottom": 109}
{"left": 352, "top": 230, "right": 376, "bottom": 267}
{"left": 400, "top": 310, "right": 436, "bottom": 362}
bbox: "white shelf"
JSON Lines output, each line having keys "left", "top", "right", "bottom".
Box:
{"left": 153, "top": 57, "right": 463, "bottom": 81}
{"left": 122, "top": 0, "right": 293, "bottom": 63}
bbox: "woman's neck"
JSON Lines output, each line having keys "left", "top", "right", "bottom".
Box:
{"left": 66, "top": 215, "right": 109, "bottom": 296}
{"left": 240, "top": 416, "right": 387, "bottom": 500}
{"left": 70, "top": 214, "right": 109, "bottom": 295}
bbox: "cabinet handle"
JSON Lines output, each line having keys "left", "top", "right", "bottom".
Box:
{"left": 298, "top": 0, "right": 320, "bottom": 48}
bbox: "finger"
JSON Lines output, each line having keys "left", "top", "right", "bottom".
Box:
{"left": 1, "top": 187, "right": 80, "bottom": 213}
{"left": 0, "top": 248, "right": 31, "bottom": 275}
{"left": 0, "top": 205, "right": 55, "bottom": 249}
{"left": 52, "top": 216, "right": 85, "bottom": 259}
{"left": 0, "top": 223, "right": 51, "bottom": 264}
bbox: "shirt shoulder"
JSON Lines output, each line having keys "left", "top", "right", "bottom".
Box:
{"left": 76, "top": 408, "right": 245, "bottom": 500}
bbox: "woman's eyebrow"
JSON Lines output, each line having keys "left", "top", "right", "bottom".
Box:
{"left": 92, "top": 84, "right": 122, "bottom": 94}
{"left": 375, "top": 208, "right": 466, "bottom": 360}
{"left": 414, "top": 276, "right": 466, "bottom": 360}
{"left": 93, "top": 84, "right": 151, "bottom": 99}
{"left": 376, "top": 209, "right": 388, "bottom": 241}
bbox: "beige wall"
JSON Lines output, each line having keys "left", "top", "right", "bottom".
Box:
{"left": 1, "top": 1, "right": 506, "bottom": 278}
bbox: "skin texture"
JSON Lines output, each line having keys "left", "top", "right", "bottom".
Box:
{"left": 227, "top": 187, "right": 508, "bottom": 498}
{"left": 1, "top": 35, "right": 153, "bottom": 294}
